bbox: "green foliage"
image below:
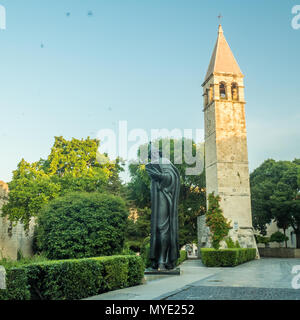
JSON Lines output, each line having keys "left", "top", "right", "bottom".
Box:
{"left": 35, "top": 192, "right": 128, "bottom": 259}
{"left": 250, "top": 159, "right": 300, "bottom": 248}
{"left": 140, "top": 236, "right": 151, "bottom": 268}
{"left": 234, "top": 240, "right": 241, "bottom": 248}
{"left": 125, "top": 207, "right": 151, "bottom": 251}
{"left": 270, "top": 231, "right": 289, "bottom": 244}
{"left": 0, "top": 268, "right": 30, "bottom": 300}
{"left": 176, "top": 250, "right": 188, "bottom": 266}
{"left": 0, "top": 255, "right": 144, "bottom": 300}
{"left": 2, "top": 137, "right": 124, "bottom": 229}
{"left": 201, "top": 248, "right": 256, "bottom": 267}
{"left": 126, "top": 138, "right": 206, "bottom": 248}
{"left": 0, "top": 254, "right": 48, "bottom": 269}
{"left": 205, "top": 193, "right": 231, "bottom": 250}
{"left": 255, "top": 235, "right": 270, "bottom": 245}
{"left": 225, "top": 237, "right": 234, "bottom": 248}
{"left": 120, "top": 242, "right": 136, "bottom": 256}
{"left": 127, "top": 255, "right": 145, "bottom": 287}
{"left": 225, "top": 237, "right": 241, "bottom": 249}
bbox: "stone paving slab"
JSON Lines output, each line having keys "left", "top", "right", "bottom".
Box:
{"left": 85, "top": 258, "right": 300, "bottom": 300}
{"left": 189, "top": 258, "right": 300, "bottom": 289}
{"left": 165, "top": 286, "right": 300, "bottom": 300}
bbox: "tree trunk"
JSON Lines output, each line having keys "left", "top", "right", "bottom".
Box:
{"left": 296, "top": 233, "right": 300, "bottom": 249}
{"left": 283, "top": 228, "right": 287, "bottom": 248}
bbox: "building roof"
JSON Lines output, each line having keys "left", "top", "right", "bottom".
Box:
{"left": 0, "top": 180, "right": 8, "bottom": 192}
{"left": 204, "top": 25, "right": 243, "bottom": 82}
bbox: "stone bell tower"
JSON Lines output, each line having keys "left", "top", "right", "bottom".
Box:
{"left": 200, "top": 25, "right": 258, "bottom": 254}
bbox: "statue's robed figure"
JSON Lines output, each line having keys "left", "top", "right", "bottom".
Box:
{"left": 146, "top": 146, "right": 180, "bottom": 270}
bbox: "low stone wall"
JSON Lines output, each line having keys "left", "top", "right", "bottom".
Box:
{"left": 0, "top": 216, "right": 35, "bottom": 260}
{"left": 259, "top": 247, "right": 300, "bottom": 258}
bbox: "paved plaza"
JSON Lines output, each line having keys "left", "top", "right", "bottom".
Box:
{"left": 86, "top": 258, "right": 300, "bottom": 300}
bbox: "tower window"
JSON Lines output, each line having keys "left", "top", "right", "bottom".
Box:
{"left": 219, "top": 82, "right": 226, "bottom": 99}
{"left": 231, "top": 83, "right": 239, "bottom": 101}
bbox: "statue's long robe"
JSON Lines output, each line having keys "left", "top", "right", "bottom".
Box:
{"left": 146, "top": 160, "right": 180, "bottom": 267}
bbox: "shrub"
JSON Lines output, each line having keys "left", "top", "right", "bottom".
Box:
{"left": 176, "top": 250, "right": 188, "bottom": 266}
{"left": 140, "top": 236, "right": 151, "bottom": 268}
{"left": 201, "top": 248, "right": 257, "bottom": 267}
{"left": 225, "top": 237, "right": 241, "bottom": 249}
{"left": 255, "top": 235, "right": 270, "bottom": 246}
{"left": 125, "top": 240, "right": 141, "bottom": 253}
{"left": 235, "top": 240, "right": 241, "bottom": 248}
{"left": 127, "top": 255, "right": 145, "bottom": 287}
{"left": 36, "top": 192, "right": 128, "bottom": 259}
{"left": 0, "top": 268, "right": 30, "bottom": 300}
{"left": 270, "top": 231, "right": 289, "bottom": 244}
{"left": 0, "top": 254, "right": 48, "bottom": 269}
{"left": 225, "top": 237, "right": 235, "bottom": 248}
{"left": 0, "top": 255, "right": 144, "bottom": 300}
{"left": 120, "top": 243, "right": 136, "bottom": 256}
{"left": 205, "top": 193, "right": 231, "bottom": 250}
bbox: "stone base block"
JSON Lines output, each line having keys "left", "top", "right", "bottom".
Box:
{"left": 144, "top": 268, "right": 180, "bottom": 275}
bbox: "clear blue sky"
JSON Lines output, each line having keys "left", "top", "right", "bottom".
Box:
{"left": 0, "top": 0, "right": 299, "bottom": 182}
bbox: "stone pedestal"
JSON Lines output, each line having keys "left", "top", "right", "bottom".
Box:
{"left": 144, "top": 268, "right": 180, "bottom": 275}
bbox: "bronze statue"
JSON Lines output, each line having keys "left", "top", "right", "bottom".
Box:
{"left": 146, "top": 146, "right": 180, "bottom": 271}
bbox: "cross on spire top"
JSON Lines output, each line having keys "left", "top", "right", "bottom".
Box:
{"left": 218, "top": 13, "right": 223, "bottom": 22}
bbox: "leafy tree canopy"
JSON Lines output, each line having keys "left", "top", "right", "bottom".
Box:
{"left": 2, "top": 136, "right": 124, "bottom": 229}
{"left": 250, "top": 158, "right": 300, "bottom": 247}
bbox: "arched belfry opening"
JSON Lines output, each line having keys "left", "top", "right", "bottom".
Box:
{"left": 231, "top": 82, "right": 239, "bottom": 101}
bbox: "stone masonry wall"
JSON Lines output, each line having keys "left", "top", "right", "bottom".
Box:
{"left": 202, "top": 74, "right": 259, "bottom": 258}
{"left": 0, "top": 181, "right": 34, "bottom": 260}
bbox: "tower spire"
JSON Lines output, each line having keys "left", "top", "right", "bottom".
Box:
{"left": 204, "top": 25, "right": 243, "bottom": 83}
{"left": 218, "top": 24, "right": 223, "bottom": 34}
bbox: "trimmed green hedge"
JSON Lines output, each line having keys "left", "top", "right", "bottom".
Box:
{"left": 0, "top": 268, "right": 31, "bottom": 300}
{"left": 201, "top": 248, "right": 256, "bottom": 267}
{"left": 176, "top": 250, "right": 188, "bottom": 266}
{"left": 140, "top": 237, "right": 151, "bottom": 268}
{"left": 0, "top": 255, "right": 144, "bottom": 300}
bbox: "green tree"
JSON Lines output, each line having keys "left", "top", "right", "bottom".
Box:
{"left": 125, "top": 207, "right": 151, "bottom": 250}
{"left": 36, "top": 192, "right": 128, "bottom": 259}
{"left": 250, "top": 159, "right": 300, "bottom": 247}
{"left": 205, "top": 192, "right": 231, "bottom": 250}
{"left": 2, "top": 136, "right": 123, "bottom": 229}
{"left": 126, "top": 138, "right": 206, "bottom": 248}
{"left": 270, "top": 231, "right": 289, "bottom": 246}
